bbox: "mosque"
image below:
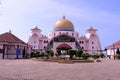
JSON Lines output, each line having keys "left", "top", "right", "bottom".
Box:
{"left": 28, "top": 16, "right": 101, "bottom": 54}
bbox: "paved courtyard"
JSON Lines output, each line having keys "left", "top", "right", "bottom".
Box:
{"left": 0, "top": 59, "right": 120, "bottom": 80}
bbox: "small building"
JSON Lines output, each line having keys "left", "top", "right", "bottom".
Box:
{"left": 0, "top": 31, "right": 31, "bottom": 59}
{"left": 105, "top": 40, "right": 120, "bottom": 59}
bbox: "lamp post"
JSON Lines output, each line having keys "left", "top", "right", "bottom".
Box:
{"left": 3, "top": 44, "right": 5, "bottom": 59}
{"left": 113, "top": 44, "right": 115, "bottom": 60}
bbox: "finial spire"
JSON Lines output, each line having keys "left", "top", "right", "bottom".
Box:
{"left": 62, "top": 16, "right": 65, "bottom": 19}
{"left": 9, "top": 30, "right": 11, "bottom": 33}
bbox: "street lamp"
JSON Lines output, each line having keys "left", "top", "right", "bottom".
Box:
{"left": 113, "top": 44, "right": 115, "bottom": 60}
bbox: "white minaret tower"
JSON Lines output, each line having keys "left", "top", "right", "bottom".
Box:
{"left": 28, "top": 26, "right": 42, "bottom": 49}
{"left": 85, "top": 27, "right": 101, "bottom": 54}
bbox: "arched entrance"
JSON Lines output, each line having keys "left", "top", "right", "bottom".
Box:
{"left": 57, "top": 44, "right": 72, "bottom": 50}
{"left": 57, "top": 44, "right": 72, "bottom": 54}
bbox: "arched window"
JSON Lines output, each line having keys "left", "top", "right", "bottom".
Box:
{"left": 82, "top": 41, "right": 84, "bottom": 44}
{"left": 77, "top": 33, "right": 78, "bottom": 37}
{"left": 79, "top": 41, "right": 81, "bottom": 44}
{"left": 92, "top": 42, "right": 94, "bottom": 44}
{"left": 44, "top": 40, "right": 48, "bottom": 43}
{"left": 66, "top": 32, "right": 68, "bottom": 35}
{"left": 59, "top": 32, "right": 61, "bottom": 35}
{"left": 34, "top": 41, "right": 36, "bottom": 44}
{"left": 34, "top": 46, "right": 36, "bottom": 48}
{"left": 72, "top": 33, "right": 74, "bottom": 37}
{"left": 82, "top": 47, "right": 84, "bottom": 49}
{"left": 44, "top": 46, "right": 46, "bottom": 49}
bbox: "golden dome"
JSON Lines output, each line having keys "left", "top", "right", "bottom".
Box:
{"left": 54, "top": 16, "right": 74, "bottom": 31}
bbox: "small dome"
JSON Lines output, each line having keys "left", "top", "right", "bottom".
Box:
{"left": 54, "top": 16, "right": 74, "bottom": 31}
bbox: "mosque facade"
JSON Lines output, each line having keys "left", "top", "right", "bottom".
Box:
{"left": 28, "top": 16, "right": 101, "bottom": 54}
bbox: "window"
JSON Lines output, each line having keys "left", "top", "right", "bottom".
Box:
{"left": 44, "top": 40, "right": 48, "bottom": 43}
{"left": 92, "top": 42, "right": 94, "bottom": 44}
{"left": 72, "top": 33, "right": 74, "bottom": 37}
{"left": 92, "top": 46, "right": 94, "bottom": 49}
{"left": 79, "top": 41, "right": 81, "bottom": 44}
{"left": 34, "top": 41, "right": 36, "bottom": 43}
{"left": 79, "top": 41, "right": 84, "bottom": 44}
{"left": 66, "top": 32, "right": 68, "bottom": 35}
{"left": 59, "top": 32, "right": 61, "bottom": 35}
{"left": 44, "top": 46, "right": 46, "bottom": 49}
{"left": 82, "top": 47, "right": 84, "bottom": 49}
{"left": 54, "top": 33, "right": 55, "bottom": 36}
{"left": 77, "top": 33, "right": 78, "bottom": 37}
{"left": 34, "top": 46, "right": 36, "bottom": 48}
{"left": 82, "top": 41, "right": 84, "bottom": 44}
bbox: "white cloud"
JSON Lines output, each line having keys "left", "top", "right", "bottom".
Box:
{"left": 1, "top": 0, "right": 119, "bottom": 23}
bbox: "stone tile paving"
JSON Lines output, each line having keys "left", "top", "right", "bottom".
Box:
{"left": 0, "top": 59, "right": 120, "bottom": 80}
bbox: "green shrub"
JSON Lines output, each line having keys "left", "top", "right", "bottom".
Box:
{"left": 33, "top": 53, "right": 40, "bottom": 58}
{"left": 81, "top": 53, "right": 90, "bottom": 60}
{"left": 99, "top": 53, "right": 105, "bottom": 58}
{"left": 46, "top": 50, "right": 54, "bottom": 57}
{"left": 57, "top": 49, "right": 61, "bottom": 57}
{"left": 76, "top": 49, "right": 83, "bottom": 57}
{"left": 114, "top": 54, "right": 120, "bottom": 59}
{"left": 39, "top": 53, "right": 45, "bottom": 57}
{"left": 92, "top": 54, "right": 100, "bottom": 60}
{"left": 68, "top": 49, "right": 76, "bottom": 59}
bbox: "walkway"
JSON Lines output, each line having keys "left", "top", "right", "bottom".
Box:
{"left": 0, "top": 59, "right": 119, "bottom": 80}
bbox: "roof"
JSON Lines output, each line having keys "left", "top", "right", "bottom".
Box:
{"left": 53, "top": 16, "right": 74, "bottom": 31}
{"left": 31, "top": 26, "right": 41, "bottom": 31}
{"left": 106, "top": 40, "right": 120, "bottom": 49}
{"left": 0, "top": 32, "right": 26, "bottom": 44}
{"left": 54, "top": 19, "right": 74, "bottom": 27}
{"left": 86, "top": 27, "right": 97, "bottom": 32}
{"left": 41, "top": 35, "right": 48, "bottom": 39}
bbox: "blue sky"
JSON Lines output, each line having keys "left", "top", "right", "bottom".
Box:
{"left": 0, "top": 0, "right": 120, "bottom": 49}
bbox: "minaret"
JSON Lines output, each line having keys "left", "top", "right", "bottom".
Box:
{"left": 31, "top": 26, "right": 43, "bottom": 38}
{"left": 28, "top": 26, "right": 42, "bottom": 49}
{"left": 85, "top": 27, "right": 101, "bottom": 54}
{"left": 31, "top": 26, "right": 41, "bottom": 34}
{"left": 9, "top": 30, "right": 11, "bottom": 33}
{"left": 62, "top": 16, "right": 65, "bottom": 19}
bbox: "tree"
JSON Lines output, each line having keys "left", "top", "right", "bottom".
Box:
{"left": 76, "top": 49, "right": 83, "bottom": 58}
{"left": 32, "top": 51, "right": 40, "bottom": 58}
{"left": 46, "top": 50, "right": 54, "bottom": 57}
{"left": 57, "top": 49, "right": 61, "bottom": 57}
{"left": 68, "top": 49, "right": 76, "bottom": 59}
{"left": 50, "top": 50, "right": 54, "bottom": 57}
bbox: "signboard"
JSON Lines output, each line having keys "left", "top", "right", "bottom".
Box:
{"left": 54, "top": 35, "right": 75, "bottom": 42}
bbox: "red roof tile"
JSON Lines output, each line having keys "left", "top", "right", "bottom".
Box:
{"left": 106, "top": 40, "right": 120, "bottom": 49}
{"left": 0, "top": 32, "right": 26, "bottom": 44}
